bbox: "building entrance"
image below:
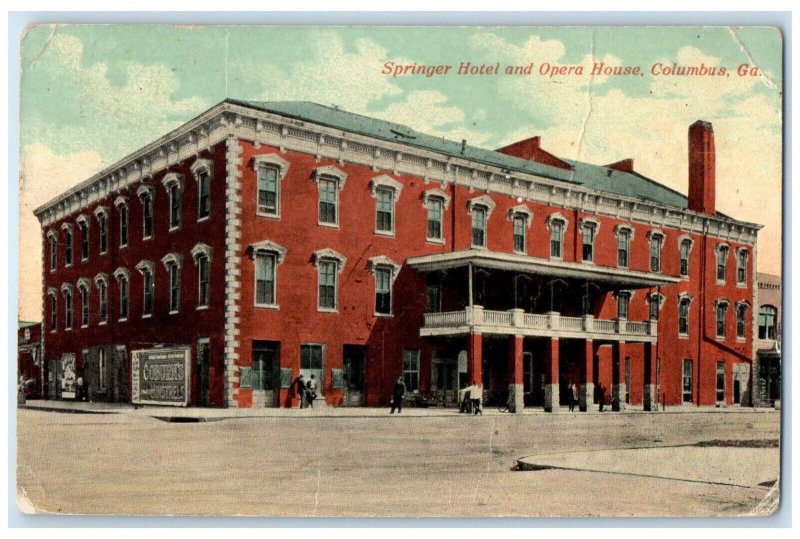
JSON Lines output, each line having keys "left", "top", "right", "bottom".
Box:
{"left": 342, "top": 345, "right": 366, "bottom": 406}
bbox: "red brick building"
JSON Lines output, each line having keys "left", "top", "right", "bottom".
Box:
{"left": 17, "top": 321, "right": 43, "bottom": 399}
{"left": 34, "top": 99, "right": 761, "bottom": 410}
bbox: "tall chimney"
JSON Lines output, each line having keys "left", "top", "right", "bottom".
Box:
{"left": 688, "top": 120, "right": 715, "bottom": 215}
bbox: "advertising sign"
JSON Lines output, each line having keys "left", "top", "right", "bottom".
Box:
{"left": 131, "top": 347, "right": 191, "bottom": 406}
{"left": 60, "top": 353, "right": 76, "bottom": 399}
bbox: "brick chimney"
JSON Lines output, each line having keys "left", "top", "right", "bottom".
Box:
{"left": 688, "top": 120, "right": 715, "bottom": 215}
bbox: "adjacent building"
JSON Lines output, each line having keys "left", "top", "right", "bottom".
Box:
{"left": 17, "top": 321, "right": 43, "bottom": 399}
{"left": 34, "top": 99, "right": 762, "bottom": 410}
{"left": 754, "top": 272, "right": 781, "bottom": 407}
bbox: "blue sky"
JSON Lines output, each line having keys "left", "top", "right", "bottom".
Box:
{"left": 18, "top": 25, "right": 783, "bottom": 319}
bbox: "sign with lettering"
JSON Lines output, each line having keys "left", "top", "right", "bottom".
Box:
{"left": 131, "top": 347, "right": 191, "bottom": 406}
{"left": 60, "top": 353, "right": 76, "bottom": 399}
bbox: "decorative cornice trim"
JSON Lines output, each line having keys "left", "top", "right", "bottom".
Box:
{"left": 467, "top": 194, "right": 496, "bottom": 217}
{"left": 370, "top": 174, "right": 403, "bottom": 198}
{"left": 113, "top": 267, "right": 130, "bottom": 280}
{"left": 191, "top": 242, "right": 214, "bottom": 262}
{"left": 422, "top": 187, "right": 451, "bottom": 209}
{"left": 508, "top": 204, "right": 533, "bottom": 227}
{"left": 161, "top": 252, "right": 184, "bottom": 269}
{"left": 367, "top": 255, "right": 401, "bottom": 277}
{"left": 313, "top": 247, "right": 346, "bottom": 271}
{"left": 249, "top": 240, "right": 287, "bottom": 263}
{"left": 313, "top": 165, "right": 347, "bottom": 187}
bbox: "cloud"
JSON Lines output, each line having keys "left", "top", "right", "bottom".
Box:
{"left": 262, "top": 33, "right": 403, "bottom": 112}
{"left": 18, "top": 144, "right": 104, "bottom": 320}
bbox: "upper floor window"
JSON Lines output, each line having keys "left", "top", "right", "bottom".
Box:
{"left": 78, "top": 280, "right": 90, "bottom": 327}
{"left": 736, "top": 302, "right": 749, "bottom": 339}
{"left": 77, "top": 217, "right": 89, "bottom": 260}
{"left": 48, "top": 290, "right": 57, "bottom": 331}
{"left": 250, "top": 240, "right": 287, "bottom": 309}
{"left": 253, "top": 154, "right": 289, "bottom": 218}
{"left": 369, "top": 256, "right": 400, "bottom": 316}
{"left": 616, "top": 291, "right": 631, "bottom": 319}
{"left": 62, "top": 225, "right": 73, "bottom": 266}
{"left": 136, "top": 260, "right": 155, "bottom": 317}
{"left": 471, "top": 206, "right": 487, "bottom": 248}
{"left": 679, "top": 237, "right": 693, "bottom": 277}
{"left": 191, "top": 159, "right": 214, "bottom": 221}
{"left": 678, "top": 295, "right": 692, "bottom": 336}
{"left": 580, "top": 219, "right": 599, "bottom": 263}
{"left": 716, "top": 244, "right": 729, "bottom": 282}
{"left": 425, "top": 283, "right": 442, "bottom": 313}
{"left": 736, "top": 249, "right": 749, "bottom": 286}
{"left": 162, "top": 173, "right": 183, "bottom": 231}
{"left": 508, "top": 205, "right": 532, "bottom": 255}
{"left": 191, "top": 243, "right": 213, "bottom": 309}
{"left": 114, "top": 268, "right": 130, "bottom": 321}
{"left": 47, "top": 231, "right": 57, "bottom": 271}
{"left": 547, "top": 214, "right": 567, "bottom": 259}
{"left": 715, "top": 300, "right": 729, "bottom": 338}
{"left": 161, "top": 253, "right": 183, "bottom": 314}
{"left": 423, "top": 188, "right": 450, "bottom": 243}
{"left": 648, "top": 293, "right": 664, "bottom": 321}
{"left": 616, "top": 226, "right": 632, "bottom": 268}
{"left": 95, "top": 274, "right": 109, "bottom": 324}
{"left": 62, "top": 285, "right": 74, "bottom": 331}
{"left": 114, "top": 197, "right": 129, "bottom": 248}
{"left": 313, "top": 248, "right": 346, "bottom": 312}
{"left": 314, "top": 166, "right": 347, "bottom": 228}
{"left": 94, "top": 207, "right": 109, "bottom": 254}
{"left": 371, "top": 175, "right": 403, "bottom": 237}
{"left": 648, "top": 231, "right": 664, "bottom": 272}
{"left": 137, "top": 186, "right": 154, "bottom": 240}
{"left": 758, "top": 305, "right": 778, "bottom": 340}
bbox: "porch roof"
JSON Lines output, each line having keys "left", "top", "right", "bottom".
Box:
{"left": 405, "top": 249, "right": 680, "bottom": 288}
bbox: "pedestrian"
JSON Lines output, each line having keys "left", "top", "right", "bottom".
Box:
{"left": 76, "top": 375, "right": 85, "bottom": 402}
{"left": 294, "top": 374, "right": 307, "bottom": 409}
{"left": 306, "top": 374, "right": 319, "bottom": 408}
{"left": 390, "top": 376, "right": 406, "bottom": 414}
{"left": 469, "top": 380, "right": 482, "bottom": 415}
{"left": 17, "top": 376, "right": 28, "bottom": 406}
{"left": 568, "top": 383, "right": 577, "bottom": 412}
{"left": 597, "top": 383, "right": 606, "bottom": 412}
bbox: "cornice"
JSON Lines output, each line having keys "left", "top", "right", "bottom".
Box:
{"left": 34, "top": 100, "right": 762, "bottom": 246}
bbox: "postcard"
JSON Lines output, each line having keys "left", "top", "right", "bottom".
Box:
{"left": 16, "top": 24, "right": 782, "bottom": 517}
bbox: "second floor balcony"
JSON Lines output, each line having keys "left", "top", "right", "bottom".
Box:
{"left": 421, "top": 306, "right": 658, "bottom": 342}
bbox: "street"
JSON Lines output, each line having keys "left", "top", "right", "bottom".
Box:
{"left": 16, "top": 407, "right": 780, "bottom": 517}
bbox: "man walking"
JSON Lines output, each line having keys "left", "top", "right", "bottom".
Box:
{"left": 295, "top": 374, "right": 307, "bottom": 409}
{"left": 306, "top": 374, "right": 319, "bottom": 408}
{"left": 390, "top": 376, "right": 406, "bottom": 414}
{"left": 568, "top": 383, "right": 577, "bottom": 412}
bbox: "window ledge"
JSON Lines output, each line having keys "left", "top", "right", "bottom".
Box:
{"left": 120, "top": 244, "right": 128, "bottom": 250}
{"left": 256, "top": 211, "right": 281, "bottom": 220}
{"left": 679, "top": 334, "right": 689, "bottom": 340}
{"left": 99, "top": 321, "right": 108, "bottom": 326}
{"left": 374, "top": 230, "right": 396, "bottom": 238}
{"left": 168, "top": 226, "right": 181, "bottom": 233}
{"left": 65, "top": 263, "right": 73, "bottom": 268}
{"left": 715, "top": 335, "right": 726, "bottom": 341}
{"left": 736, "top": 337, "right": 746, "bottom": 343}
{"left": 375, "top": 313, "right": 394, "bottom": 318}
{"left": 255, "top": 304, "right": 280, "bottom": 310}
{"left": 716, "top": 280, "right": 726, "bottom": 285}
{"left": 142, "top": 314, "right": 152, "bottom": 319}
{"left": 118, "top": 318, "right": 128, "bottom": 323}
{"left": 100, "top": 251, "right": 109, "bottom": 256}
{"left": 81, "top": 324, "right": 88, "bottom": 329}
{"left": 737, "top": 283, "right": 747, "bottom": 289}
{"left": 81, "top": 258, "right": 88, "bottom": 263}
{"left": 143, "top": 236, "right": 153, "bottom": 242}
{"left": 471, "top": 245, "right": 488, "bottom": 250}
{"left": 582, "top": 259, "right": 595, "bottom": 265}
{"left": 318, "top": 221, "right": 340, "bottom": 229}
{"left": 197, "top": 216, "right": 210, "bottom": 223}
{"left": 680, "top": 275, "right": 689, "bottom": 280}
{"left": 65, "top": 328, "right": 72, "bottom": 332}
{"left": 317, "top": 307, "right": 339, "bottom": 314}
{"left": 426, "top": 238, "right": 445, "bottom": 245}
{"left": 169, "top": 310, "right": 180, "bottom": 315}
{"left": 196, "top": 305, "right": 210, "bottom": 311}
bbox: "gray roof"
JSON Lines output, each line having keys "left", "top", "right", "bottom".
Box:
{"left": 230, "top": 99, "right": 692, "bottom": 210}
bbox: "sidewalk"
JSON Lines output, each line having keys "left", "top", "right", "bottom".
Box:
{"left": 19, "top": 398, "right": 779, "bottom": 419}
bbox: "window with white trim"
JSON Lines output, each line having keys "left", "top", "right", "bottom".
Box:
{"left": 581, "top": 221, "right": 597, "bottom": 262}
{"left": 78, "top": 282, "right": 90, "bottom": 327}
{"left": 96, "top": 210, "right": 109, "bottom": 254}
{"left": 96, "top": 277, "right": 108, "bottom": 324}
{"left": 471, "top": 206, "right": 487, "bottom": 248}
{"left": 318, "top": 176, "right": 339, "bottom": 225}
{"left": 716, "top": 244, "right": 729, "bottom": 282}
{"left": 736, "top": 249, "right": 748, "bottom": 285}
{"left": 255, "top": 252, "right": 277, "bottom": 307}
{"left": 63, "top": 227, "right": 73, "bottom": 266}
{"left": 649, "top": 232, "right": 664, "bottom": 272}
{"left": 758, "top": 305, "right": 778, "bottom": 340}
{"left": 48, "top": 232, "right": 57, "bottom": 271}
{"left": 162, "top": 173, "right": 183, "bottom": 231}
{"left": 679, "top": 297, "right": 691, "bottom": 336}
{"left": 648, "top": 294, "right": 663, "bottom": 321}
{"left": 679, "top": 238, "right": 692, "bottom": 277}
{"left": 197, "top": 254, "right": 210, "bottom": 308}
{"left": 313, "top": 249, "right": 346, "bottom": 312}
{"left": 617, "top": 228, "right": 631, "bottom": 268}
{"left": 403, "top": 349, "right": 420, "bottom": 392}
{"left": 683, "top": 359, "right": 693, "bottom": 403}
{"left": 115, "top": 271, "right": 129, "bottom": 321}
{"left": 48, "top": 291, "right": 57, "bottom": 331}
{"left": 119, "top": 204, "right": 129, "bottom": 247}
{"left": 736, "top": 303, "right": 748, "bottom": 339}
{"left": 426, "top": 197, "right": 444, "bottom": 241}
{"left": 78, "top": 219, "right": 89, "bottom": 260}
{"left": 425, "top": 283, "right": 442, "bottom": 313}
{"left": 63, "top": 287, "right": 73, "bottom": 330}
{"left": 163, "top": 260, "right": 181, "bottom": 314}
{"left": 198, "top": 170, "right": 211, "bottom": 220}
{"left": 258, "top": 166, "right": 280, "bottom": 216}
{"left": 374, "top": 266, "right": 393, "bottom": 315}
{"left": 137, "top": 263, "right": 154, "bottom": 317}
{"left": 616, "top": 291, "right": 631, "bottom": 319}
{"left": 715, "top": 300, "right": 729, "bottom": 338}
{"left": 375, "top": 188, "right": 395, "bottom": 234}
{"left": 513, "top": 214, "right": 527, "bottom": 253}
{"left": 141, "top": 191, "right": 154, "bottom": 239}
{"left": 548, "top": 217, "right": 566, "bottom": 259}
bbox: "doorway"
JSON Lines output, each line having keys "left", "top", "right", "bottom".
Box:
{"left": 342, "top": 345, "right": 366, "bottom": 406}
{"left": 253, "top": 341, "right": 281, "bottom": 407}
{"left": 300, "top": 344, "right": 325, "bottom": 397}
{"left": 431, "top": 352, "right": 458, "bottom": 406}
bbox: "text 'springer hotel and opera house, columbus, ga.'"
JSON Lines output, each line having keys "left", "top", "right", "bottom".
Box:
{"left": 33, "top": 99, "right": 767, "bottom": 412}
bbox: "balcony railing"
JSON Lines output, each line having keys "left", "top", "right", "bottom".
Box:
{"left": 422, "top": 306, "right": 657, "bottom": 341}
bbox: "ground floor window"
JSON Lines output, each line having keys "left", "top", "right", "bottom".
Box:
{"left": 252, "top": 341, "right": 280, "bottom": 391}
{"left": 716, "top": 361, "right": 726, "bottom": 404}
{"left": 682, "top": 359, "right": 693, "bottom": 403}
{"left": 403, "top": 349, "right": 420, "bottom": 392}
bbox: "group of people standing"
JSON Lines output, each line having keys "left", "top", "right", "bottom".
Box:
{"left": 294, "top": 374, "right": 320, "bottom": 408}
{"left": 566, "top": 382, "right": 608, "bottom": 412}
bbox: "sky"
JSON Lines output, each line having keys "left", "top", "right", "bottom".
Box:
{"left": 17, "top": 25, "right": 783, "bottom": 321}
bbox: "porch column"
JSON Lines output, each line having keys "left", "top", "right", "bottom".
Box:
{"left": 580, "top": 339, "right": 594, "bottom": 412}
{"left": 468, "top": 332, "right": 483, "bottom": 387}
{"left": 508, "top": 335, "right": 524, "bottom": 413}
{"left": 612, "top": 341, "right": 627, "bottom": 411}
{"left": 544, "top": 338, "right": 560, "bottom": 413}
{"left": 643, "top": 342, "right": 658, "bottom": 411}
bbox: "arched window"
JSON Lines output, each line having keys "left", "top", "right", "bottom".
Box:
{"left": 95, "top": 274, "right": 109, "bottom": 324}
{"left": 94, "top": 207, "right": 109, "bottom": 254}
{"left": 162, "top": 173, "right": 184, "bottom": 231}
{"left": 77, "top": 279, "right": 91, "bottom": 327}
{"left": 371, "top": 175, "right": 403, "bottom": 236}
{"left": 191, "top": 243, "right": 214, "bottom": 308}
{"left": 467, "top": 195, "right": 495, "bottom": 249}
{"left": 368, "top": 256, "right": 401, "bottom": 316}
{"left": 716, "top": 244, "right": 729, "bottom": 282}
{"left": 250, "top": 240, "right": 287, "bottom": 308}
{"left": 736, "top": 302, "right": 749, "bottom": 339}
{"left": 736, "top": 248, "right": 749, "bottom": 286}
{"left": 580, "top": 218, "right": 600, "bottom": 263}
{"left": 136, "top": 260, "right": 155, "bottom": 317}
{"left": 648, "top": 230, "right": 664, "bottom": 272}
{"left": 114, "top": 197, "right": 129, "bottom": 248}
{"left": 678, "top": 294, "right": 692, "bottom": 336}
{"left": 758, "top": 305, "right": 778, "bottom": 340}
{"left": 114, "top": 268, "right": 130, "bottom": 321}
{"left": 62, "top": 224, "right": 73, "bottom": 266}
{"left": 191, "top": 158, "right": 214, "bottom": 221}
{"left": 313, "top": 248, "right": 346, "bottom": 312}
{"left": 615, "top": 225, "right": 633, "bottom": 268}
{"left": 715, "top": 299, "right": 729, "bottom": 338}
{"left": 547, "top": 213, "right": 568, "bottom": 259}
{"left": 679, "top": 237, "right": 694, "bottom": 277}
{"left": 423, "top": 188, "right": 451, "bottom": 243}
{"left": 161, "top": 253, "right": 183, "bottom": 314}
